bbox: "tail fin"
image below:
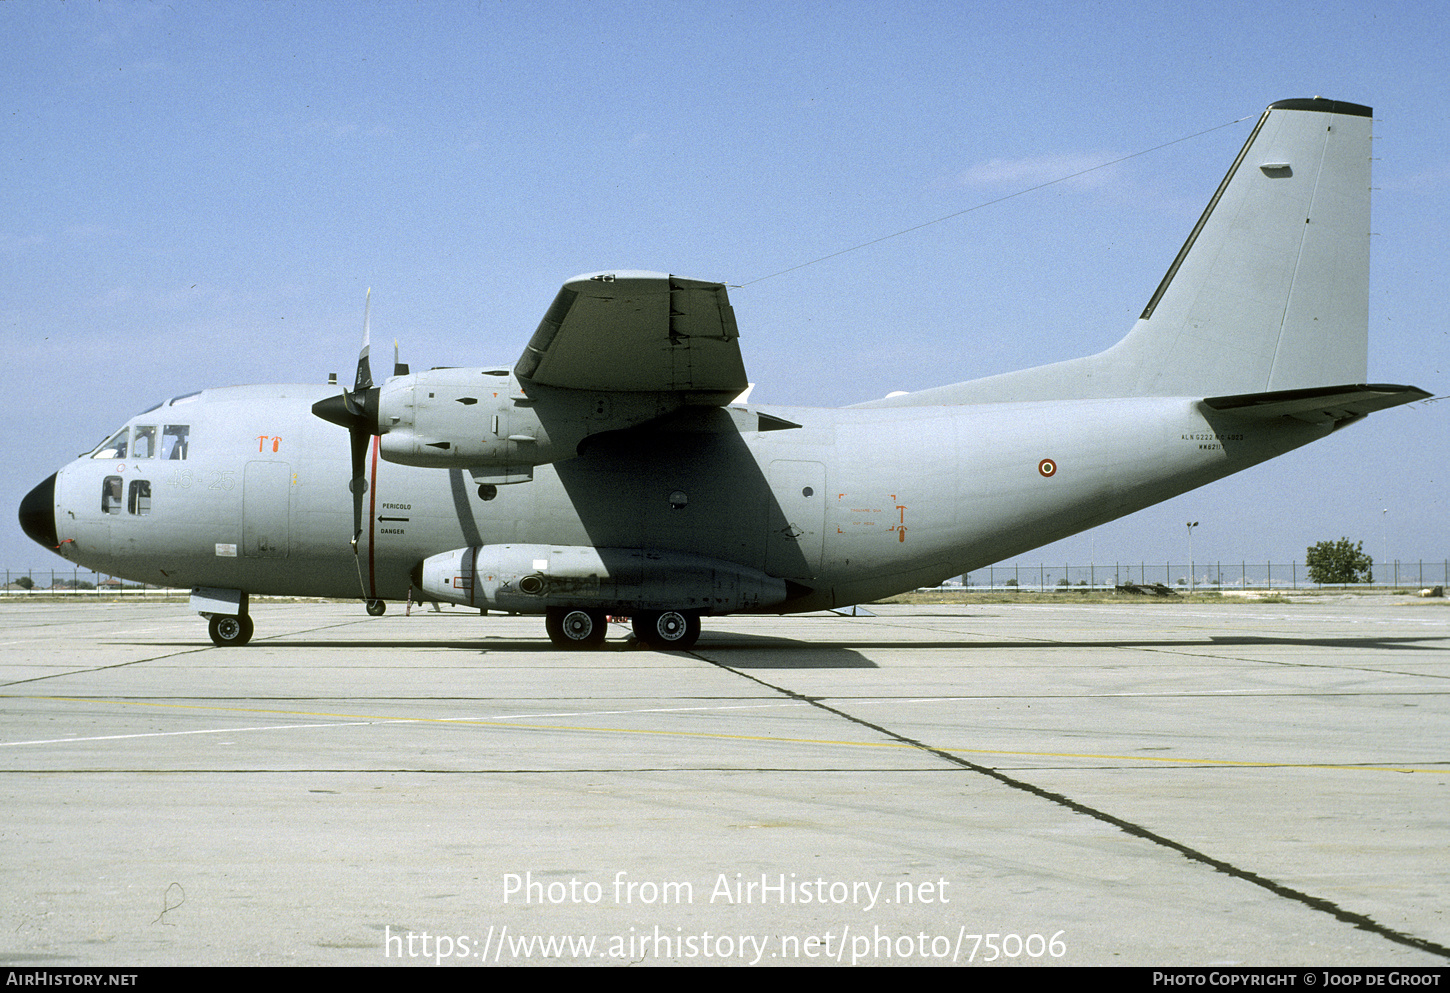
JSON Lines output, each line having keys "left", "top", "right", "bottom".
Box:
{"left": 866, "top": 98, "right": 1373, "bottom": 406}
{"left": 1128, "top": 97, "right": 1371, "bottom": 393}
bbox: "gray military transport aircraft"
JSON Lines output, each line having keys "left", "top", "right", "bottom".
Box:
{"left": 18, "top": 98, "right": 1430, "bottom": 650}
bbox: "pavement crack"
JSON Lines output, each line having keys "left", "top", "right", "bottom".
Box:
{"left": 697, "top": 653, "right": 1450, "bottom": 962}
{"left": 0, "top": 648, "right": 213, "bottom": 688}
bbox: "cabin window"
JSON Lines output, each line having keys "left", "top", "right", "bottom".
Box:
{"left": 93, "top": 428, "right": 129, "bottom": 459}
{"left": 132, "top": 426, "right": 157, "bottom": 459}
{"left": 102, "top": 476, "right": 122, "bottom": 515}
{"left": 128, "top": 480, "right": 152, "bottom": 516}
{"left": 162, "top": 425, "right": 189, "bottom": 460}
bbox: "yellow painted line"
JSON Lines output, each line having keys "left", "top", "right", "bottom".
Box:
{"left": 7, "top": 695, "right": 1445, "bottom": 776}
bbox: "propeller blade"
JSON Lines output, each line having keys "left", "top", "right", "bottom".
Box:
{"left": 309, "top": 288, "right": 393, "bottom": 601}
{"left": 349, "top": 422, "right": 371, "bottom": 547}
{"left": 354, "top": 287, "right": 373, "bottom": 393}
{"left": 310, "top": 287, "right": 386, "bottom": 557}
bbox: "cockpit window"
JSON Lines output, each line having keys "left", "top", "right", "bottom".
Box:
{"left": 102, "top": 476, "right": 122, "bottom": 515}
{"left": 132, "top": 426, "right": 157, "bottom": 459}
{"left": 93, "top": 428, "right": 129, "bottom": 459}
{"left": 162, "top": 425, "right": 189, "bottom": 460}
{"left": 91, "top": 424, "right": 189, "bottom": 460}
{"left": 128, "top": 480, "right": 152, "bottom": 515}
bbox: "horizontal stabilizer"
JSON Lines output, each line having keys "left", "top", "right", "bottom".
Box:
{"left": 1202, "top": 384, "right": 1430, "bottom": 425}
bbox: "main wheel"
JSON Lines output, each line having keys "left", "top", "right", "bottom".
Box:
{"left": 207, "top": 614, "right": 254, "bottom": 647}
{"left": 545, "top": 607, "right": 607, "bottom": 650}
{"left": 366, "top": 599, "right": 386, "bottom": 616}
{"left": 631, "top": 610, "right": 700, "bottom": 650}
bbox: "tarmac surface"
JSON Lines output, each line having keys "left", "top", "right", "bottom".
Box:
{"left": 1, "top": 596, "right": 1447, "bottom": 967}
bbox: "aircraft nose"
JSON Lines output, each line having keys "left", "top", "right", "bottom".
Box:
{"left": 19, "top": 473, "right": 59, "bottom": 550}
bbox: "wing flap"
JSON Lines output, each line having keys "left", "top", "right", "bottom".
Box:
{"left": 515, "top": 271, "right": 746, "bottom": 399}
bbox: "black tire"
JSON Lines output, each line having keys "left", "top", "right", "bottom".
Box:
{"left": 545, "top": 607, "right": 607, "bottom": 650}
{"left": 208, "top": 614, "right": 254, "bottom": 647}
{"left": 366, "top": 599, "right": 386, "bottom": 616}
{"left": 631, "top": 610, "right": 700, "bottom": 650}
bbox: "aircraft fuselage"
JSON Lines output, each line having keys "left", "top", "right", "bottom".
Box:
{"left": 35, "top": 379, "right": 1332, "bottom": 612}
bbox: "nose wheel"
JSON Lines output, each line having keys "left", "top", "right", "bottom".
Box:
{"left": 207, "top": 614, "right": 254, "bottom": 647}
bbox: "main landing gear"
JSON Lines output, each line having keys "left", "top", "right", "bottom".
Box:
{"left": 543, "top": 606, "right": 702, "bottom": 651}
{"left": 631, "top": 609, "right": 701, "bottom": 651}
{"left": 545, "top": 607, "right": 608, "bottom": 650}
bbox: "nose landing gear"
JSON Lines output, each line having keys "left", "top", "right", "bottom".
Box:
{"left": 207, "top": 613, "right": 254, "bottom": 647}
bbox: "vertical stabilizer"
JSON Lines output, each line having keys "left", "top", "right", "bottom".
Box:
{"left": 862, "top": 98, "right": 1373, "bottom": 407}
{"left": 1132, "top": 97, "right": 1371, "bottom": 394}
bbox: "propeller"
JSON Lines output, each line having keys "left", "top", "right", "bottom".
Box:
{"left": 311, "top": 289, "right": 383, "bottom": 553}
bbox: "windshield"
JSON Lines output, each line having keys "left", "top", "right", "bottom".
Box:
{"left": 91, "top": 423, "right": 190, "bottom": 460}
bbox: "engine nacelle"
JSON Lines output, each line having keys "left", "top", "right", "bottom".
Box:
{"left": 415, "top": 544, "right": 788, "bottom": 615}
{"left": 375, "top": 367, "right": 553, "bottom": 470}
{"left": 374, "top": 367, "right": 689, "bottom": 476}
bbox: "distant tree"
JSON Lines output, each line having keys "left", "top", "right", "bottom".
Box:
{"left": 1004, "top": 578, "right": 1018, "bottom": 587}
{"left": 15, "top": 576, "right": 34, "bottom": 590}
{"left": 1305, "top": 538, "right": 1373, "bottom": 585}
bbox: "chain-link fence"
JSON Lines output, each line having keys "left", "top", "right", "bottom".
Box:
{"left": 961, "top": 560, "right": 1449, "bottom": 591}
{"left": 5, "top": 561, "right": 1446, "bottom": 598}
{"left": 2, "top": 568, "right": 183, "bottom": 597}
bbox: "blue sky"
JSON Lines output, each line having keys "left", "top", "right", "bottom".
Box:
{"left": 4, "top": 0, "right": 1446, "bottom": 577}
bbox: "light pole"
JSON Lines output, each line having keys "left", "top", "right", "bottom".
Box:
{"left": 1186, "top": 521, "right": 1199, "bottom": 593}
{"left": 1382, "top": 508, "right": 1388, "bottom": 586}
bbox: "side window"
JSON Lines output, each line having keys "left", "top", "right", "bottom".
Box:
{"left": 102, "top": 476, "right": 122, "bottom": 515}
{"left": 162, "top": 425, "right": 189, "bottom": 460}
{"left": 133, "top": 426, "right": 157, "bottom": 459}
{"left": 128, "top": 480, "right": 152, "bottom": 516}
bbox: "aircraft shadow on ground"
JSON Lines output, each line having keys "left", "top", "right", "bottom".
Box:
{"left": 123, "top": 632, "right": 1441, "bottom": 666}
{"left": 126, "top": 632, "right": 879, "bottom": 667}
{"left": 688, "top": 631, "right": 877, "bottom": 668}
{"left": 755, "top": 635, "right": 1447, "bottom": 653}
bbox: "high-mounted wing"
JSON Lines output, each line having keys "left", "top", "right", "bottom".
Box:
{"left": 317, "top": 272, "right": 753, "bottom": 481}
{"left": 515, "top": 271, "right": 746, "bottom": 401}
